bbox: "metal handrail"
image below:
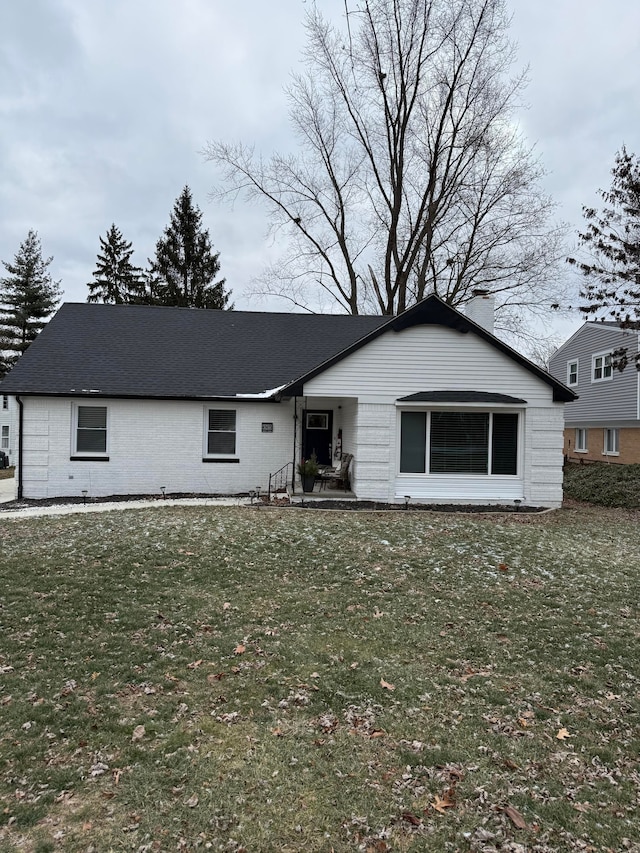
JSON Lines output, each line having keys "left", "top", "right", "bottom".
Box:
{"left": 268, "top": 461, "right": 293, "bottom": 501}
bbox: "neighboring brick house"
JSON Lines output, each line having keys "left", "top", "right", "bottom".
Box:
{"left": 549, "top": 322, "right": 640, "bottom": 464}
{"left": 0, "top": 294, "right": 575, "bottom": 506}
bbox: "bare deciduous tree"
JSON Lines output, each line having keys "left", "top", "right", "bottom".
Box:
{"left": 206, "top": 0, "right": 565, "bottom": 328}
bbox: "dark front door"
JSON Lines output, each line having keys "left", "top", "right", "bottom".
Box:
{"left": 302, "top": 410, "right": 333, "bottom": 466}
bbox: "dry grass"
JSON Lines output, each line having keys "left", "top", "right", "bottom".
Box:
{"left": 0, "top": 503, "right": 638, "bottom": 852}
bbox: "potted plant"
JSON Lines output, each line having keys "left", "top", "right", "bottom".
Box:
{"left": 297, "top": 454, "right": 319, "bottom": 493}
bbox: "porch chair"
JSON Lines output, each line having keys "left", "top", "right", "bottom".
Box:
{"left": 318, "top": 453, "right": 353, "bottom": 491}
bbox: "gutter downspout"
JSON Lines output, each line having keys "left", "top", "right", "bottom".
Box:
{"left": 16, "top": 395, "right": 23, "bottom": 500}
{"left": 292, "top": 397, "right": 298, "bottom": 495}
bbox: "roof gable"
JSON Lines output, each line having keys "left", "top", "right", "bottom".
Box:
{"left": 284, "top": 295, "right": 576, "bottom": 403}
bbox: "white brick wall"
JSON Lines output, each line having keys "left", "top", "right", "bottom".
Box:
{"left": 20, "top": 397, "right": 295, "bottom": 499}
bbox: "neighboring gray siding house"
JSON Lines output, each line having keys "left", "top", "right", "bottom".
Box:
{"left": 0, "top": 392, "right": 17, "bottom": 466}
{"left": 0, "top": 295, "right": 574, "bottom": 506}
{"left": 549, "top": 322, "right": 640, "bottom": 463}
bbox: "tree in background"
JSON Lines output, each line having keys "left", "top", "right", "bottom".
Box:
{"left": 569, "top": 147, "right": 640, "bottom": 368}
{"left": 150, "top": 186, "right": 232, "bottom": 309}
{"left": 207, "top": 0, "right": 565, "bottom": 332}
{"left": 0, "top": 231, "right": 61, "bottom": 375}
{"left": 87, "top": 224, "right": 145, "bottom": 304}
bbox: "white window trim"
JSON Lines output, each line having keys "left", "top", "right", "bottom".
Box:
{"left": 203, "top": 406, "right": 238, "bottom": 459}
{"left": 603, "top": 427, "right": 619, "bottom": 456}
{"left": 574, "top": 427, "right": 588, "bottom": 453}
{"left": 567, "top": 359, "right": 578, "bottom": 386}
{"left": 592, "top": 351, "right": 613, "bottom": 383}
{"left": 71, "top": 404, "right": 109, "bottom": 458}
{"left": 396, "top": 407, "right": 522, "bottom": 478}
{"left": 1, "top": 424, "right": 9, "bottom": 449}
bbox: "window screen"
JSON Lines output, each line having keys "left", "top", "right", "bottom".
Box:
{"left": 430, "top": 412, "right": 489, "bottom": 473}
{"left": 400, "top": 412, "right": 426, "bottom": 472}
{"left": 208, "top": 410, "right": 236, "bottom": 455}
{"left": 77, "top": 406, "right": 107, "bottom": 453}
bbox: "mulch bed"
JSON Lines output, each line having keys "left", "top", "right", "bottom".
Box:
{"left": 291, "top": 500, "right": 546, "bottom": 513}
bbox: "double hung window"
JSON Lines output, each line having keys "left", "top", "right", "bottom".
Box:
{"left": 1, "top": 425, "right": 8, "bottom": 449}
{"left": 592, "top": 353, "right": 612, "bottom": 382}
{"left": 575, "top": 428, "right": 587, "bottom": 452}
{"left": 567, "top": 360, "right": 578, "bottom": 386}
{"left": 207, "top": 410, "right": 236, "bottom": 455}
{"left": 75, "top": 406, "right": 108, "bottom": 455}
{"left": 603, "top": 428, "right": 619, "bottom": 455}
{"left": 400, "top": 411, "right": 518, "bottom": 475}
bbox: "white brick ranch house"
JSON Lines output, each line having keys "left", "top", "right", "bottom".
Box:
{"left": 0, "top": 294, "right": 575, "bottom": 506}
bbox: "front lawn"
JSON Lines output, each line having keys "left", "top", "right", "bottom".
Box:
{"left": 0, "top": 505, "right": 638, "bottom": 851}
{"left": 0, "top": 466, "right": 15, "bottom": 481}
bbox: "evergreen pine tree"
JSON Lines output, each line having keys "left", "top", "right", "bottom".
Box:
{"left": 151, "top": 186, "right": 232, "bottom": 309}
{"left": 0, "top": 231, "right": 61, "bottom": 372}
{"left": 87, "top": 224, "right": 145, "bottom": 304}
{"left": 569, "top": 148, "right": 640, "bottom": 370}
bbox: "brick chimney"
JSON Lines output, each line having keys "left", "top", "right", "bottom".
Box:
{"left": 465, "top": 289, "right": 495, "bottom": 334}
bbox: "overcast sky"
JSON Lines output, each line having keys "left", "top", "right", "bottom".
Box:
{"left": 1, "top": 0, "right": 639, "bottom": 344}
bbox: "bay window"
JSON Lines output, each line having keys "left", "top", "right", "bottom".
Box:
{"left": 400, "top": 411, "right": 519, "bottom": 475}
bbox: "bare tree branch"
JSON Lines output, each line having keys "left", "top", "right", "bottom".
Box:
{"left": 205, "top": 0, "right": 567, "bottom": 329}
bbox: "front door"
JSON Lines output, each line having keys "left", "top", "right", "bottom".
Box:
{"left": 302, "top": 410, "right": 333, "bottom": 466}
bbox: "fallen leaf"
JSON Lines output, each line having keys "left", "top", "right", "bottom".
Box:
{"left": 223, "top": 602, "right": 231, "bottom": 610}
{"left": 373, "top": 608, "right": 384, "bottom": 618}
{"left": 432, "top": 793, "right": 455, "bottom": 813}
{"left": 131, "top": 725, "right": 145, "bottom": 742}
{"left": 556, "top": 727, "right": 571, "bottom": 740}
{"left": 498, "top": 563, "right": 509, "bottom": 572}
{"left": 501, "top": 805, "right": 527, "bottom": 829}
{"left": 380, "top": 678, "right": 395, "bottom": 691}
{"left": 271, "top": 727, "right": 283, "bottom": 737}
{"left": 185, "top": 794, "right": 199, "bottom": 808}
{"left": 207, "top": 672, "right": 226, "bottom": 684}
{"left": 401, "top": 811, "right": 421, "bottom": 826}
{"left": 370, "top": 729, "right": 386, "bottom": 738}
{"left": 187, "top": 659, "right": 203, "bottom": 669}
{"left": 234, "top": 644, "right": 246, "bottom": 655}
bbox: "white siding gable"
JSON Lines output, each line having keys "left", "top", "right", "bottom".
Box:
{"left": 303, "top": 325, "right": 554, "bottom": 405}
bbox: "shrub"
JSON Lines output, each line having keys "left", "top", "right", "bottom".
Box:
{"left": 564, "top": 461, "right": 640, "bottom": 507}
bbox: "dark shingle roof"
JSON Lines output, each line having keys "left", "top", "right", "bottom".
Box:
{"left": 0, "top": 297, "right": 577, "bottom": 403}
{"left": 0, "top": 303, "right": 388, "bottom": 398}
{"left": 397, "top": 391, "right": 527, "bottom": 404}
